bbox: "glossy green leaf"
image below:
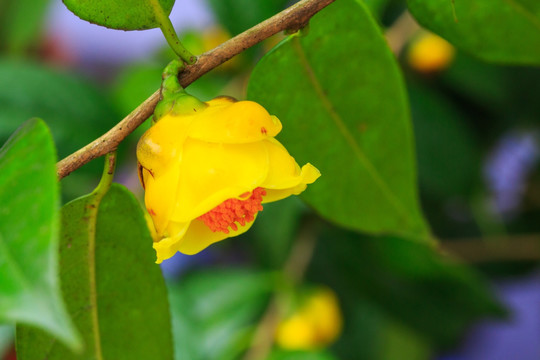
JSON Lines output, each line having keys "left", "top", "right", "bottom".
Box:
{"left": 168, "top": 269, "right": 274, "bottom": 360}
{"left": 63, "top": 0, "right": 175, "bottom": 30}
{"left": 16, "top": 184, "right": 173, "bottom": 359}
{"left": 0, "top": 119, "right": 80, "bottom": 348}
{"left": 362, "top": 0, "right": 389, "bottom": 20}
{"left": 407, "top": 0, "right": 540, "bottom": 65}
{"left": 248, "top": 0, "right": 429, "bottom": 240}
{"left": 309, "top": 228, "right": 506, "bottom": 348}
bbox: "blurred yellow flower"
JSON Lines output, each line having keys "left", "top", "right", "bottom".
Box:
{"left": 137, "top": 95, "right": 320, "bottom": 263}
{"left": 276, "top": 287, "right": 342, "bottom": 350}
{"left": 407, "top": 32, "right": 455, "bottom": 73}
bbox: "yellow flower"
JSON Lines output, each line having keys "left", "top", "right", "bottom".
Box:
{"left": 276, "top": 287, "right": 343, "bottom": 350}
{"left": 407, "top": 32, "right": 455, "bottom": 73}
{"left": 137, "top": 95, "right": 320, "bottom": 263}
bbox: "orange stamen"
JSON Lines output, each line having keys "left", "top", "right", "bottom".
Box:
{"left": 197, "top": 187, "right": 266, "bottom": 233}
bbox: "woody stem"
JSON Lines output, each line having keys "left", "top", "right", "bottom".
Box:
{"left": 56, "top": 0, "right": 337, "bottom": 180}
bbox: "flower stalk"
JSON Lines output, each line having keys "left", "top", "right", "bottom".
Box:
{"left": 91, "top": 151, "right": 117, "bottom": 202}
{"left": 148, "top": 0, "right": 196, "bottom": 64}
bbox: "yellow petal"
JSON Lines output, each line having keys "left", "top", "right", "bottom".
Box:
{"left": 153, "top": 221, "right": 190, "bottom": 264}
{"left": 301, "top": 288, "right": 342, "bottom": 344}
{"left": 205, "top": 96, "right": 237, "bottom": 106}
{"left": 275, "top": 314, "right": 317, "bottom": 350}
{"left": 143, "top": 166, "right": 181, "bottom": 236}
{"left": 136, "top": 113, "right": 193, "bottom": 173}
{"left": 176, "top": 215, "right": 257, "bottom": 255}
{"left": 263, "top": 163, "right": 320, "bottom": 203}
{"left": 143, "top": 204, "right": 159, "bottom": 241}
{"left": 137, "top": 113, "right": 195, "bottom": 235}
{"left": 407, "top": 32, "right": 455, "bottom": 73}
{"left": 261, "top": 138, "right": 304, "bottom": 189}
{"left": 188, "top": 99, "right": 282, "bottom": 143}
{"left": 170, "top": 138, "right": 269, "bottom": 222}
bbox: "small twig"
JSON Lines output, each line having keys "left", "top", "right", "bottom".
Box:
{"left": 243, "top": 222, "right": 317, "bottom": 360}
{"left": 441, "top": 234, "right": 540, "bottom": 263}
{"left": 385, "top": 11, "right": 421, "bottom": 55}
{"left": 56, "top": 0, "right": 336, "bottom": 179}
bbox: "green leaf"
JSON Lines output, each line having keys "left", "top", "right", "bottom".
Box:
{"left": 407, "top": 0, "right": 540, "bottom": 65}
{"left": 378, "top": 318, "right": 431, "bottom": 360}
{"left": 267, "top": 349, "right": 339, "bottom": 360}
{"left": 0, "top": 0, "right": 51, "bottom": 53}
{"left": 16, "top": 184, "right": 173, "bottom": 359}
{"left": 361, "top": 0, "right": 390, "bottom": 20}
{"left": 248, "top": 0, "right": 429, "bottom": 240}
{"left": 332, "top": 297, "right": 432, "bottom": 360}
{"left": 440, "top": 53, "right": 540, "bottom": 118}
{"left": 62, "top": 0, "right": 175, "bottom": 30}
{"left": 309, "top": 229, "right": 506, "bottom": 348}
{"left": 112, "top": 64, "right": 163, "bottom": 117}
{"left": 409, "top": 81, "right": 481, "bottom": 197}
{"left": 249, "top": 197, "right": 306, "bottom": 269}
{"left": 439, "top": 53, "right": 511, "bottom": 113}
{"left": 0, "top": 59, "right": 118, "bottom": 159}
{"left": 0, "top": 59, "right": 120, "bottom": 200}
{"left": 0, "top": 119, "right": 80, "bottom": 349}
{"left": 206, "top": 0, "right": 288, "bottom": 36}
{"left": 168, "top": 269, "right": 274, "bottom": 360}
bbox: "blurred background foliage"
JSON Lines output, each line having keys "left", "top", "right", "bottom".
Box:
{"left": 1, "top": 0, "right": 540, "bottom": 359}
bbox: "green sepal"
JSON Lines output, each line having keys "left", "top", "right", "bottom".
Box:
{"left": 153, "top": 93, "right": 208, "bottom": 123}
{"left": 153, "top": 59, "right": 208, "bottom": 123}
{"left": 160, "top": 58, "right": 185, "bottom": 97}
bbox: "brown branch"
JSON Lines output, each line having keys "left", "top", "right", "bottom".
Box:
{"left": 56, "top": 0, "right": 337, "bottom": 179}
{"left": 441, "top": 234, "right": 540, "bottom": 263}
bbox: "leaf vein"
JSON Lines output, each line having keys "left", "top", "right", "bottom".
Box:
{"left": 87, "top": 195, "right": 104, "bottom": 360}
{"left": 290, "top": 37, "right": 412, "bottom": 224}
{"left": 0, "top": 231, "right": 31, "bottom": 289}
{"left": 503, "top": 0, "right": 540, "bottom": 30}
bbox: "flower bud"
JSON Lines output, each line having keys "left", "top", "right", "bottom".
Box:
{"left": 407, "top": 32, "right": 455, "bottom": 73}
{"left": 137, "top": 94, "right": 320, "bottom": 263}
{"left": 276, "top": 287, "right": 343, "bottom": 350}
